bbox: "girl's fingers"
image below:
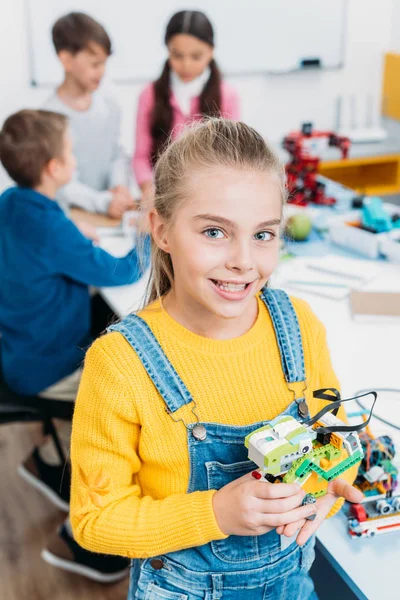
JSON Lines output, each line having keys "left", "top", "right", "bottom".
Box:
{"left": 258, "top": 490, "right": 305, "bottom": 514}
{"left": 295, "top": 495, "right": 336, "bottom": 545}
{"left": 261, "top": 502, "right": 317, "bottom": 529}
{"left": 295, "top": 514, "right": 323, "bottom": 546}
{"left": 281, "top": 519, "right": 307, "bottom": 538}
{"left": 328, "top": 478, "right": 364, "bottom": 503}
{"left": 254, "top": 480, "right": 303, "bottom": 500}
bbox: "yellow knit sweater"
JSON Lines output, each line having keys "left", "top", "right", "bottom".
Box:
{"left": 71, "top": 295, "right": 357, "bottom": 558}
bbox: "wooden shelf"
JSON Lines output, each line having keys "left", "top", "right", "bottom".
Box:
{"left": 318, "top": 154, "right": 400, "bottom": 196}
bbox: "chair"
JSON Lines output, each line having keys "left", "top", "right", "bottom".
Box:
{"left": 0, "top": 370, "right": 74, "bottom": 464}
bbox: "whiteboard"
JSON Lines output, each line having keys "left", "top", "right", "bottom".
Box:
{"left": 26, "top": 0, "right": 347, "bottom": 86}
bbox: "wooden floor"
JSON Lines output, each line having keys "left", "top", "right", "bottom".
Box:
{"left": 0, "top": 422, "right": 129, "bottom": 600}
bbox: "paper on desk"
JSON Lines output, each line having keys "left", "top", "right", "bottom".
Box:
{"left": 284, "top": 268, "right": 350, "bottom": 299}
{"left": 306, "top": 255, "right": 379, "bottom": 284}
{"left": 280, "top": 255, "right": 379, "bottom": 300}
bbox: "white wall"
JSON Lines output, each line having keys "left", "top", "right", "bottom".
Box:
{"left": 390, "top": 0, "right": 400, "bottom": 52}
{"left": 0, "top": 0, "right": 395, "bottom": 164}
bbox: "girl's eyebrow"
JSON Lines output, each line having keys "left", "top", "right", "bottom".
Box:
{"left": 193, "top": 214, "right": 281, "bottom": 228}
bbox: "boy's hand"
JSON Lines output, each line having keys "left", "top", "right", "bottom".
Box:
{"left": 276, "top": 479, "right": 364, "bottom": 545}
{"left": 75, "top": 220, "right": 99, "bottom": 243}
{"left": 212, "top": 472, "right": 317, "bottom": 537}
{"left": 108, "top": 186, "right": 136, "bottom": 219}
{"left": 114, "top": 185, "right": 136, "bottom": 205}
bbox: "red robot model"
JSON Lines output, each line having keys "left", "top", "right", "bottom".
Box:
{"left": 283, "top": 123, "right": 350, "bottom": 206}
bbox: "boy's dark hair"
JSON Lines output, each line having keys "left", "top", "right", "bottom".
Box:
{"left": 52, "top": 12, "right": 112, "bottom": 56}
{"left": 0, "top": 110, "right": 68, "bottom": 188}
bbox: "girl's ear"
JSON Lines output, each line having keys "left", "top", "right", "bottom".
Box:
{"left": 149, "top": 209, "right": 171, "bottom": 253}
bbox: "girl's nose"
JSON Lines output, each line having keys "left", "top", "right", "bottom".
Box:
{"left": 225, "top": 241, "right": 254, "bottom": 273}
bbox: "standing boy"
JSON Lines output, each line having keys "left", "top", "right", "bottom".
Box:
{"left": 44, "top": 12, "right": 134, "bottom": 218}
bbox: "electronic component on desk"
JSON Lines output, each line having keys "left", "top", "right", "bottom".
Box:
{"left": 282, "top": 123, "right": 350, "bottom": 206}
{"left": 330, "top": 198, "right": 400, "bottom": 259}
{"left": 329, "top": 222, "right": 383, "bottom": 259}
{"left": 380, "top": 229, "right": 400, "bottom": 263}
{"left": 347, "top": 494, "right": 400, "bottom": 538}
{"left": 350, "top": 196, "right": 400, "bottom": 233}
{"left": 362, "top": 197, "right": 400, "bottom": 233}
{"left": 345, "top": 415, "right": 400, "bottom": 538}
{"left": 351, "top": 196, "right": 365, "bottom": 210}
{"left": 354, "top": 428, "right": 397, "bottom": 496}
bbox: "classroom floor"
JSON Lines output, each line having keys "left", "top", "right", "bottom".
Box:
{"left": 0, "top": 422, "right": 129, "bottom": 600}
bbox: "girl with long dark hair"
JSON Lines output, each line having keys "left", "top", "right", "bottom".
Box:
{"left": 133, "top": 10, "right": 240, "bottom": 200}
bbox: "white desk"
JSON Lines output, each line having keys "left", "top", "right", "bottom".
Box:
{"left": 272, "top": 259, "right": 400, "bottom": 395}
{"left": 315, "top": 398, "right": 400, "bottom": 600}
{"left": 99, "top": 233, "right": 400, "bottom": 600}
{"left": 99, "top": 234, "right": 150, "bottom": 316}
{"left": 273, "top": 259, "right": 400, "bottom": 600}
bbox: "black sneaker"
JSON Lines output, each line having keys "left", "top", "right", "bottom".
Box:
{"left": 18, "top": 447, "right": 70, "bottom": 512}
{"left": 42, "top": 524, "right": 130, "bottom": 583}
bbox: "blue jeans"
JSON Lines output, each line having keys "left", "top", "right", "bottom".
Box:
{"left": 130, "top": 537, "right": 316, "bottom": 599}
{"left": 109, "top": 289, "right": 317, "bottom": 600}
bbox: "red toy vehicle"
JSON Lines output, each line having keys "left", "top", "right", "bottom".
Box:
{"left": 348, "top": 494, "right": 400, "bottom": 538}
{"left": 283, "top": 123, "right": 350, "bottom": 206}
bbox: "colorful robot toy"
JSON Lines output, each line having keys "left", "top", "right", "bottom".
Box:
{"left": 245, "top": 389, "right": 376, "bottom": 519}
{"left": 283, "top": 122, "right": 350, "bottom": 206}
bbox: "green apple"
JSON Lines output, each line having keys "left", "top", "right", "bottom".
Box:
{"left": 285, "top": 214, "right": 312, "bottom": 241}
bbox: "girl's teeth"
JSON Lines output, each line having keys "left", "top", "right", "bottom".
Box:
{"left": 215, "top": 281, "right": 246, "bottom": 291}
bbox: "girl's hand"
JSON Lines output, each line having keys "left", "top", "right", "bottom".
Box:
{"left": 212, "top": 472, "right": 317, "bottom": 537}
{"left": 276, "top": 479, "right": 364, "bottom": 544}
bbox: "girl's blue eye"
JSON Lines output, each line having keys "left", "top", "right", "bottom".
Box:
{"left": 204, "top": 228, "right": 225, "bottom": 239}
{"left": 254, "top": 231, "right": 274, "bottom": 241}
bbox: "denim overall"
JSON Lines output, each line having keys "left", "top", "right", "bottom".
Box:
{"left": 109, "top": 289, "right": 317, "bottom": 600}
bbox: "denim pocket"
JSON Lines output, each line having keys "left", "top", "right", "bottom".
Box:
{"left": 145, "top": 582, "right": 188, "bottom": 600}
{"left": 300, "top": 537, "right": 316, "bottom": 572}
{"left": 206, "top": 460, "right": 275, "bottom": 563}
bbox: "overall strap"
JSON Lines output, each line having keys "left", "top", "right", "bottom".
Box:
{"left": 108, "top": 315, "right": 193, "bottom": 414}
{"left": 260, "top": 288, "right": 306, "bottom": 385}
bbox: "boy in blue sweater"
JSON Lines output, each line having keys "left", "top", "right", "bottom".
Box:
{"left": 0, "top": 109, "right": 144, "bottom": 581}
{"left": 0, "top": 109, "right": 143, "bottom": 395}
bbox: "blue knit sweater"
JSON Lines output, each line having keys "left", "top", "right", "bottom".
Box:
{"left": 0, "top": 186, "right": 145, "bottom": 395}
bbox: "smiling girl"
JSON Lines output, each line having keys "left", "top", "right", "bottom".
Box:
{"left": 71, "top": 119, "right": 361, "bottom": 599}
